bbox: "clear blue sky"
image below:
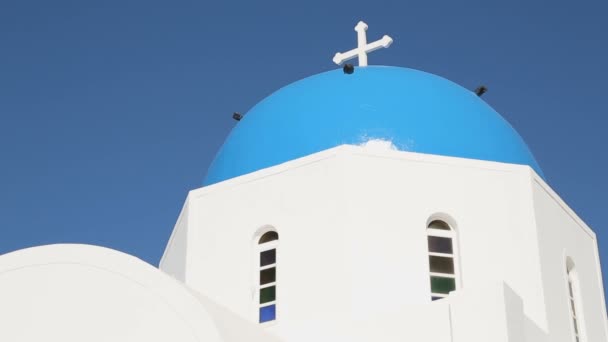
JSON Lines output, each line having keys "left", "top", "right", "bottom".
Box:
{"left": 1, "top": 0, "right": 607, "bottom": 296}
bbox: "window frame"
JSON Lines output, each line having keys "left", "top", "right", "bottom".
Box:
{"left": 566, "top": 260, "right": 585, "bottom": 342}
{"left": 426, "top": 220, "right": 460, "bottom": 301}
{"left": 255, "top": 230, "right": 279, "bottom": 325}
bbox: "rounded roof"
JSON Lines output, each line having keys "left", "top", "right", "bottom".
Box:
{"left": 0, "top": 244, "right": 223, "bottom": 341}
{"left": 204, "top": 66, "right": 543, "bottom": 185}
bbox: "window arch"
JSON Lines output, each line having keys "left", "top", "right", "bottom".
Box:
{"left": 257, "top": 230, "right": 278, "bottom": 323}
{"left": 426, "top": 219, "right": 459, "bottom": 300}
{"left": 566, "top": 258, "right": 585, "bottom": 342}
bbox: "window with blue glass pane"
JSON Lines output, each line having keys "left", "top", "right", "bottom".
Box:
{"left": 257, "top": 230, "right": 278, "bottom": 323}
{"left": 259, "top": 304, "right": 276, "bottom": 323}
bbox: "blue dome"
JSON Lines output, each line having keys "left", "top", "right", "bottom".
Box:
{"left": 204, "top": 66, "right": 543, "bottom": 185}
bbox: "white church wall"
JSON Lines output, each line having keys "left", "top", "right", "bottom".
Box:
{"left": 173, "top": 145, "right": 575, "bottom": 341}
{"left": 300, "top": 301, "right": 453, "bottom": 342}
{"left": 189, "top": 289, "right": 286, "bottom": 342}
{"left": 0, "top": 244, "right": 225, "bottom": 342}
{"left": 449, "top": 282, "right": 525, "bottom": 342}
{"left": 353, "top": 300, "right": 453, "bottom": 342}
{"left": 185, "top": 149, "right": 352, "bottom": 328}
{"left": 531, "top": 178, "right": 608, "bottom": 342}
{"left": 337, "top": 149, "right": 547, "bottom": 327}
{"left": 160, "top": 200, "right": 190, "bottom": 281}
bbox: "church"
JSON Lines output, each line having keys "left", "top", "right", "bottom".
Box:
{"left": 0, "top": 22, "right": 606, "bottom": 342}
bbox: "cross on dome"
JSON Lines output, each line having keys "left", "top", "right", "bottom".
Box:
{"left": 333, "top": 21, "right": 393, "bottom": 67}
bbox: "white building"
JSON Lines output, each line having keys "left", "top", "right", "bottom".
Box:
{"left": 1, "top": 22, "right": 606, "bottom": 342}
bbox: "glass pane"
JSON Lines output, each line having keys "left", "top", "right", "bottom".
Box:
{"left": 259, "top": 304, "right": 276, "bottom": 323}
{"left": 427, "top": 236, "right": 453, "bottom": 254}
{"left": 428, "top": 220, "right": 451, "bottom": 230}
{"left": 260, "top": 286, "right": 276, "bottom": 304}
{"left": 260, "top": 268, "right": 276, "bottom": 285}
{"left": 429, "top": 255, "right": 455, "bottom": 274}
{"left": 430, "top": 276, "right": 456, "bottom": 294}
{"left": 260, "top": 249, "right": 276, "bottom": 267}
{"left": 259, "top": 231, "right": 278, "bottom": 244}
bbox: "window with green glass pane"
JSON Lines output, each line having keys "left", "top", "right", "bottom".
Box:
{"left": 260, "top": 286, "right": 276, "bottom": 304}
{"left": 430, "top": 276, "right": 456, "bottom": 294}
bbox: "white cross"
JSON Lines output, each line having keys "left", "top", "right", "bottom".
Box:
{"left": 333, "top": 21, "right": 393, "bottom": 67}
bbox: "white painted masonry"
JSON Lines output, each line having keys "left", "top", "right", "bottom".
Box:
{"left": 162, "top": 144, "right": 608, "bottom": 342}
{"left": 0, "top": 144, "right": 605, "bottom": 341}
{"left": 0, "top": 244, "right": 280, "bottom": 342}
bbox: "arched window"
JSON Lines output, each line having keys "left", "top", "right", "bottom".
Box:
{"left": 566, "top": 259, "right": 585, "bottom": 341}
{"left": 426, "top": 219, "right": 459, "bottom": 300}
{"left": 257, "top": 231, "right": 278, "bottom": 323}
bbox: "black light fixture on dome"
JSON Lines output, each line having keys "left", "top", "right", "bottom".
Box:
{"left": 232, "top": 112, "right": 243, "bottom": 121}
{"left": 343, "top": 64, "right": 354, "bottom": 74}
{"left": 475, "top": 86, "right": 488, "bottom": 97}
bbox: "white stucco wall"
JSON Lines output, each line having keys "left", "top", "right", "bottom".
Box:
{"left": 160, "top": 200, "right": 190, "bottom": 281}
{"left": 7, "top": 144, "right": 603, "bottom": 342}
{"left": 449, "top": 282, "right": 525, "bottom": 342}
{"left": 531, "top": 178, "right": 608, "bottom": 341}
{"left": 160, "top": 144, "right": 607, "bottom": 342}
{"left": 0, "top": 244, "right": 279, "bottom": 342}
